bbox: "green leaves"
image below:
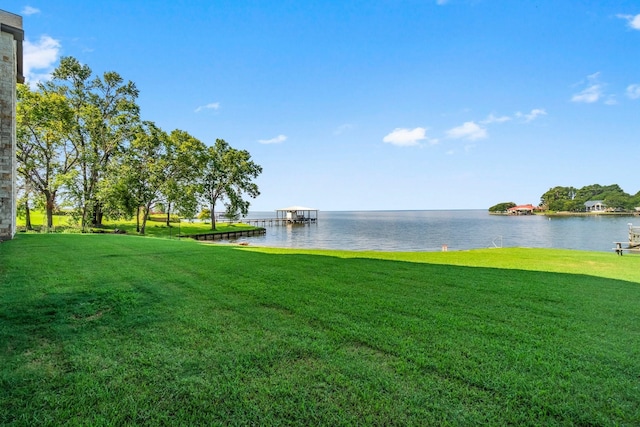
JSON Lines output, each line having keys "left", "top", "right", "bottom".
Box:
{"left": 540, "top": 184, "right": 635, "bottom": 212}
{"left": 198, "top": 139, "right": 262, "bottom": 229}
{"left": 16, "top": 84, "right": 76, "bottom": 228}
{"left": 43, "top": 56, "right": 141, "bottom": 230}
{"left": 17, "top": 56, "right": 262, "bottom": 234}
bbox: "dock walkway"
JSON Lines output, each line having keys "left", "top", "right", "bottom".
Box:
{"left": 182, "top": 228, "right": 266, "bottom": 241}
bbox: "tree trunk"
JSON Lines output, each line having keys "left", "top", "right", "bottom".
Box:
{"left": 136, "top": 206, "right": 141, "bottom": 233}
{"left": 81, "top": 204, "right": 88, "bottom": 232}
{"left": 140, "top": 203, "right": 152, "bottom": 235}
{"left": 80, "top": 167, "right": 89, "bottom": 232}
{"left": 92, "top": 201, "right": 104, "bottom": 227}
{"left": 210, "top": 204, "right": 217, "bottom": 230}
{"left": 45, "top": 191, "right": 55, "bottom": 230}
{"left": 166, "top": 202, "right": 172, "bottom": 227}
{"left": 24, "top": 201, "right": 32, "bottom": 230}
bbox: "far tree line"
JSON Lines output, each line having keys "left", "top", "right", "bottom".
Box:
{"left": 489, "top": 184, "right": 640, "bottom": 213}
{"left": 17, "top": 57, "right": 262, "bottom": 234}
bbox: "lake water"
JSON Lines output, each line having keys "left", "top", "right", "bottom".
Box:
{"left": 232, "top": 210, "right": 637, "bottom": 252}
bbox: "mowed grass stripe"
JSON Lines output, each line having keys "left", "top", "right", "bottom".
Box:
{"left": 1, "top": 234, "right": 639, "bottom": 425}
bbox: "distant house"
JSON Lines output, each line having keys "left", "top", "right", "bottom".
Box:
{"left": 507, "top": 204, "right": 536, "bottom": 215}
{"left": 584, "top": 200, "right": 606, "bottom": 212}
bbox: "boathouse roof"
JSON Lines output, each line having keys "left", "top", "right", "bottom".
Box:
{"left": 507, "top": 204, "right": 535, "bottom": 212}
{"left": 275, "top": 206, "right": 318, "bottom": 223}
{"left": 276, "top": 206, "right": 317, "bottom": 212}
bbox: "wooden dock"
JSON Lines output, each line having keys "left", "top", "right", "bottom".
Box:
{"left": 182, "top": 228, "right": 266, "bottom": 241}
{"left": 613, "top": 224, "right": 640, "bottom": 255}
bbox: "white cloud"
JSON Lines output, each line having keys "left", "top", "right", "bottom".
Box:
{"left": 22, "top": 6, "right": 40, "bottom": 15}
{"left": 516, "top": 108, "right": 547, "bottom": 122}
{"left": 194, "top": 102, "right": 220, "bottom": 113}
{"left": 23, "top": 35, "right": 61, "bottom": 87}
{"left": 626, "top": 84, "right": 640, "bottom": 99}
{"left": 572, "top": 85, "right": 602, "bottom": 103}
{"left": 446, "top": 121, "right": 487, "bottom": 141}
{"left": 617, "top": 13, "right": 640, "bottom": 30}
{"left": 571, "top": 72, "right": 604, "bottom": 103}
{"left": 382, "top": 127, "right": 430, "bottom": 147}
{"left": 258, "top": 134, "right": 287, "bottom": 144}
{"left": 481, "top": 114, "right": 511, "bottom": 124}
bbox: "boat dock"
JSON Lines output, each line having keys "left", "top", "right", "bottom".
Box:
{"left": 182, "top": 228, "right": 266, "bottom": 241}
{"left": 613, "top": 224, "right": 640, "bottom": 255}
{"left": 241, "top": 217, "right": 317, "bottom": 226}
{"left": 222, "top": 206, "right": 319, "bottom": 227}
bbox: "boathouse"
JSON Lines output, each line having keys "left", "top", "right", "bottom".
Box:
{"left": 276, "top": 206, "right": 318, "bottom": 224}
{"left": 584, "top": 200, "right": 606, "bottom": 212}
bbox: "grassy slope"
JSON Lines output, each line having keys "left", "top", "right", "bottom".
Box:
{"left": 1, "top": 234, "right": 639, "bottom": 425}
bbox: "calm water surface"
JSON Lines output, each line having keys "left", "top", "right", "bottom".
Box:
{"left": 234, "top": 210, "right": 636, "bottom": 252}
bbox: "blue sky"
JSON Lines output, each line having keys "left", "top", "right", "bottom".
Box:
{"left": 6, "top": 0, "right": 640, "bottom": 211}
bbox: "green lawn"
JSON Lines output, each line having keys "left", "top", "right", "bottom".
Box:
{"left": 17, "top": 211, "right": 71, "bottom": 229}
{"left": 104, "top": 216, "right": 258, "bottom": 238}
{"left": 16, "top": 212, "right": 257, "bottom": 238}
{"left": 1, "top": 234, "right": 639, "bottom": 425}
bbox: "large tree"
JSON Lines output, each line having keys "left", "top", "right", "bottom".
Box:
{"left": 42, "top": 56, "right": 140, "bottom": 231}
{"left": 540, "top": 186, "right": 577, "bottom": 211}
{"left": 198, "top": 139, "right": 262, "bottom": 230}
{"left": 161, "top": 129, "right": 207, "bottom": 226}
{"left": 99, "top": 122, "right": 167, "bottom": 234}
{"left": 99, "top": 124, "right": 206, "bottom": 234}
{"left": 16, "top": 84, "right": 76, "bottom": 229}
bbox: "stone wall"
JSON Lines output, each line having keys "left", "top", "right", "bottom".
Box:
{"left": 0, "top": 10, "right": 22, "bottom": 241}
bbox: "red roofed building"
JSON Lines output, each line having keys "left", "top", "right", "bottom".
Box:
{"left": 507, "top": 204, "right": 536, "bottom": 215}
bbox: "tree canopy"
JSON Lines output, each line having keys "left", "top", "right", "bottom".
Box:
{"left": 40, "top": 56, "right": 141, "bottom": 230}
{"left": 16, "top": 57, "right": 262, "bottom": 234}
{"left": 488, "top": 202, "right": 516, "bottom": 213}
{"left": 539, "top": 184, "right": 637, "bottom": 212}
{"left": 16, "top": 84, "right": 75, "bottom": 228}
{"left": 197, "top": 139, "right": 262, "bottom": 230}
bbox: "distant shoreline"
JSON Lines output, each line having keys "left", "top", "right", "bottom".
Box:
{"left": 489, "top": 211, "right": 639, "bottom": 217}
{"left": 543, "top": 211, "right": 639, "bottom": 217}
